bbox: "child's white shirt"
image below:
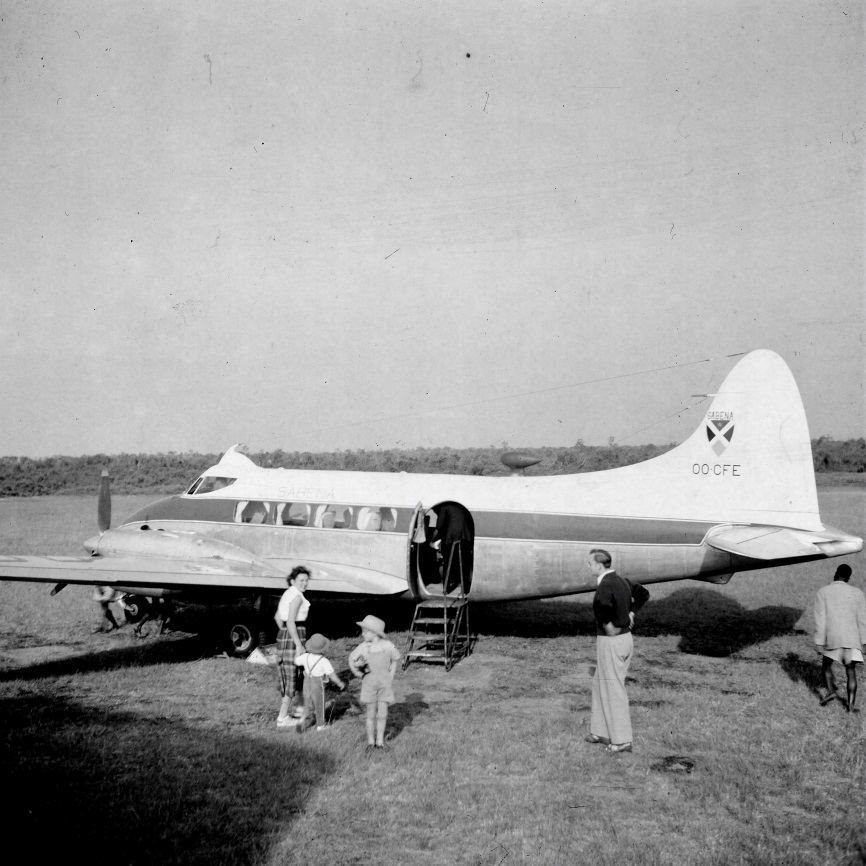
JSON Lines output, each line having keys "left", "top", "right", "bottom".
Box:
{"left": 294, "top": 651, "right": 334, "bottom": 677}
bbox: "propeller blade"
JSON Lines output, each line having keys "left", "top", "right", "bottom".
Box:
{"left": 98, "top": 469, "right": 111, "bottom": 532}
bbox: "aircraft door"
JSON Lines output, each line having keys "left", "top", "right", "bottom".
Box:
{"left": 406, "top": 502, "right": 424, "bottom": 598}
{"left": 406, "top": 502, "right": 426, "bottom": 598}
{"left": 433, "top": 501, "right": 474, "bottom": 595}
{"left": 407, "top": 501, "right": 474, "bottom": 597}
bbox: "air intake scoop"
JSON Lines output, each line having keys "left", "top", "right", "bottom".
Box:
{"left": 500, "top": 451, "right": 542, "bottom": 475}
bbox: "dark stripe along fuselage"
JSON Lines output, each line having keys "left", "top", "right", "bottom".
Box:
{"left": 125, "top": 496, "right": 714, "bottom": 545}
{"left": 123, "top": 495, "right": 733, "bottom": 601}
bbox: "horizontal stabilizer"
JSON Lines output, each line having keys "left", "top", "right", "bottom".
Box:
{"left": 706, "top": 525, "right": 859, "bottom": 561}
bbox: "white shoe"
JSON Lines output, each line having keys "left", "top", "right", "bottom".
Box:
{"left": 316, "top": 725, "right": 329, "bottom": 732}
{"left": 277, "top": 716, "right": 300, "bottom": 728}
{"left": 247, "top": 648, "right": 269, "bottom": 665}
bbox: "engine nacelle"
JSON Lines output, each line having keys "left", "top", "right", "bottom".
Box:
{"left": 83, "top": 525, "right": 283, "bottom": 575}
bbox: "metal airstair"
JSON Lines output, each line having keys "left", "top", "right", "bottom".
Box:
{"left": 403, "top": 542, "right": 472, "bottom": 671}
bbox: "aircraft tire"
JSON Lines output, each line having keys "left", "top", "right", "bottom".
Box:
{"left": 122, "top": 595, "right": 151, "bottom": 624}
{"left": 223, "top": 614, "right": 261, "bottom": 658}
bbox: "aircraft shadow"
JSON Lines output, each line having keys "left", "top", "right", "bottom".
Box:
{"left": 0, "top": 634, "right": 212, "bottom": 682}
{"left": 472, "top": 587, "right": 803, "bottom": 657}
{"left": 0, "top": 693, "right": 335, "bottom": 866}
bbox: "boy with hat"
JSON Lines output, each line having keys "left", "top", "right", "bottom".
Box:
{"left": 349, "top": 615, "right": 401, "bottom": 748}
{"left": 289, "top": 633, "right": 346, "bottom": 731}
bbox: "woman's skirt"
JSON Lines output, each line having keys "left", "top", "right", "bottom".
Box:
{"left": 277, "top": 624, "right": 307, "bottom": 698}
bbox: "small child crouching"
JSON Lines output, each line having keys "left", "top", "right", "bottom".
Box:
{"left": 348, "top": 615, "right": 401, "bottom": 749}
{"left": 293, "top": 633, "right": 346, "bottom": 731}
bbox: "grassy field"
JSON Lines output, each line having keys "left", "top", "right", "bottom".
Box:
{"left": 0, "top": 490, "right": 864, "bottom": 865}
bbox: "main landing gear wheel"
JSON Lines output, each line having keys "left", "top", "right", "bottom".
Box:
{"left": 122, "top": 596, "right": 151, "bottom": 624}
{"left": 224, "top": 615, "right": 261, "bottom": 658}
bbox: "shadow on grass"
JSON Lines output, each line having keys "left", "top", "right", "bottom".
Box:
{"left": 0, "top": 634, "right": 212, "bottom": 681}
{"left": 779, "top": 651, "right": 827, "bottom": 701}
{"left": 386, "top": 691, "right": 430, "bottom": 742}
{"left": 472, "top": 587, "right": 802, "bottom": 657}
{"left": 322, "top": 683, "right": 429, "bottom": 743}
{"left": 0, "top": 693, "right": 335, "bottom": 866}
{"left": 0, "top": 599, "right": 417, "bottom": 683}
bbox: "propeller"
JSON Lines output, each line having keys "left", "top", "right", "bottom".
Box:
{"left": 57, "top": 469, "right": 111, "bottom": 594}
{"left": 98, "top": 469, "right": 111, "bottom": 533}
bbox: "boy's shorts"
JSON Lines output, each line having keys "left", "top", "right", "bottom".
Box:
{"left": 360, "top": 674, "right": 394, "bottom": 705}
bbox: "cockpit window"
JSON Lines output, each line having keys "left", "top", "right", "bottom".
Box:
{"left": 187, "top": 476, "right": 237, "bottom": 495}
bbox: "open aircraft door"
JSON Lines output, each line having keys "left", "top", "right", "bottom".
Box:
{"left": 407, "top": 501, "right": 475, "bottom": 598}
{"left": 406, "top": 502, "right": 425, "bottom": 599}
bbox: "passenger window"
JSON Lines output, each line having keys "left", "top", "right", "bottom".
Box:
{"left": 357, "top": 507, "right": 382, "bottom": 531}
{"left": 277, "top": 503, "right": 310, "bottom": 527}
{"left": 235, "top": 501, "right": 271, "bottom": 524}
{"left": 316, "top": 505, "right": 353, "bottom": 529}
{"left": 357, "top": 507, "right": 397, "bottom": 531}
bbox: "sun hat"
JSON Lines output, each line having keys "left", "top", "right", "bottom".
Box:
{"left": 356, "top": 615, "right": 386, "bottom": 638}
{"left": 306, "top": 633, "right": 330, "bottom": 653}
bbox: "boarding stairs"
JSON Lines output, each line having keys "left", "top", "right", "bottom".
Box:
{"left": 403, "top": 543, "right": 473, "bottom": 671}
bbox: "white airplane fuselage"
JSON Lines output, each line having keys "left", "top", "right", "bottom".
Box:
{"left": 112, "top": 349, "right": 861, "bottom": 602}
{"left": 0, "top": 350, "right": 861, "bottom": 606}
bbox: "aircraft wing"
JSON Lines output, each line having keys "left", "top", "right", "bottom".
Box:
{"left": 0, "top": 555, "right": 407, "bottom": 596}
{"left": 705, "top": 525, "right": 836, "bottom": 561}
{"left": 303, "top": 562, "right": 408, "bottom": 595}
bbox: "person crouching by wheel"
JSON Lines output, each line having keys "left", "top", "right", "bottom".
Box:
{"left": 275, "top": 566, "right": 312, "bottom": 728}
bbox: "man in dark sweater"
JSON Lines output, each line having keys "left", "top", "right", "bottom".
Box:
{"left": 434, "top": 503, "right": 474, "bottom": 595}
{"left": 586, "top": 548, "right": 650, "bottom": 753}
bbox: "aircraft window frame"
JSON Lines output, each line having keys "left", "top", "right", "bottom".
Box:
{"left": 315, "top": 504, "right": 353, "bottom": 529}
{"left": 276, "top": 502, "right": 311, "bottom": 527}
{"left": 357, "top": 507, "right": 381, "bottom": 531}
{"left": 357, "top": 507, "right": 398, "bottom": 531}
{"left": 235, "top": 501, "right": 272, "bottom": 524}
{"left": 188, "top": 476, "right": 237, "bottom": 495}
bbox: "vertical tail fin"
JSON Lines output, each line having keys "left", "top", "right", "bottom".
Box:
{"left": 646, "top": 350, "right": 820, "bottom": 528}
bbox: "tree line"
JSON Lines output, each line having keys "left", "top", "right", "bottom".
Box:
{"left": 0, "top": 437, "right": 863, "bottom": 497}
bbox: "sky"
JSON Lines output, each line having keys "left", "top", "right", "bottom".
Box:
{"left": 0, "top": 1, "right": 863, "bottom": 458}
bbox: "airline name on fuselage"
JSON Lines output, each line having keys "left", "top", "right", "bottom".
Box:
{"left": 692, "top": 463, "right": 741, "bottom": 476}
{"left": 707, "top": 410, "right": 734, "bottom": 421}
{"left": 276, "top": 487, "right": 336, "bottom": 500}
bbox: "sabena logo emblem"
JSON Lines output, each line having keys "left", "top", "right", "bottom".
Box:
{"left": 706, "top": 412, "right": 735, "bottom": 456}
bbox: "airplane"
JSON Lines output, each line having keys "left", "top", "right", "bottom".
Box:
{"left": 0, "top": 349, "right": 861, "bottom": 656}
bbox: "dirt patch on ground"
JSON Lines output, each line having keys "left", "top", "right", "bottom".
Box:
{"left": 394, "top": 650, "right": 514, "bottom": 702}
